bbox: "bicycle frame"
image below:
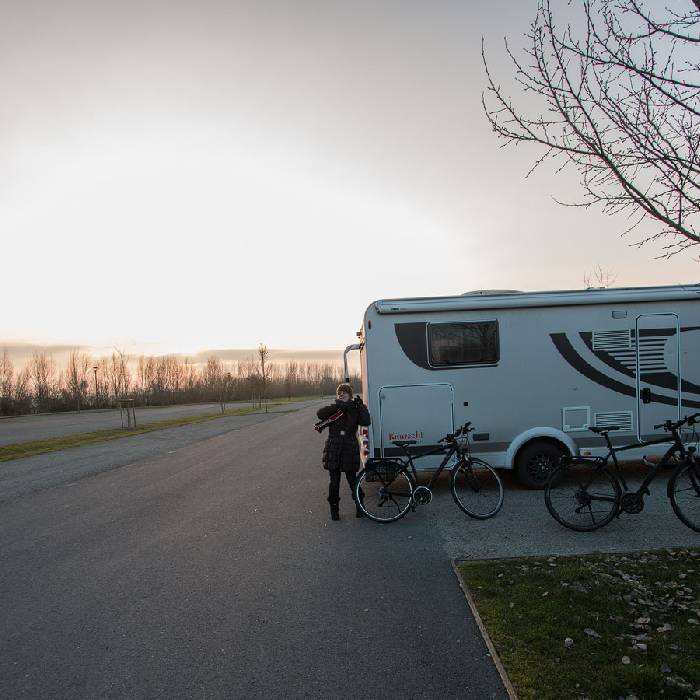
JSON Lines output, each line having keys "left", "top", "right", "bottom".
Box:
{"left": 394, "top": 439, "right": 465, "bottom": 489}
{"left": 546, "top": 414, "right": 700, "bottom": 532}
{"left": 571, "top": 430, "right": 687, "bottom": 497}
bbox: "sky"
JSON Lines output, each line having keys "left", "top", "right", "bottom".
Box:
{"left": 2, "top": 0, "right": 698, "bottom": 358}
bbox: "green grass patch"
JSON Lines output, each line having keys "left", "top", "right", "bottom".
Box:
{"left": 457, "top": 549, "right": 700, "bottom": 700}
{"left": 0, "top": 403, "right": 298, "bottom": 462}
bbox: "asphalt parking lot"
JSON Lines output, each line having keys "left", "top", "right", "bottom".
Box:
{"left": 1, "top": 401, "right": 696, "bottom": 699}
{"left": 415, "top": 468, "right": 698, "bottom": 560}
{"left": 1, "top": 402, "right": 509, "bottom": 699}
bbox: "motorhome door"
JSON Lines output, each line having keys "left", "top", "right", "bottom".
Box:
{"left": 378, "top": 383, "right": 454, "bottom": 458}
{"left": 635, "top": 313, "right": 681, "bottom": 441}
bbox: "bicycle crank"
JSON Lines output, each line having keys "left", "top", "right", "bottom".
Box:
{"left": 620, "top": 491, "right": 644, "bottom": 514}
{"left": 413, "top": 486, "right": 433, "bottom": 505}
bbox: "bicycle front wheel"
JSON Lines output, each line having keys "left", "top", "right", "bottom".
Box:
{"left": 450, "top": 458, "right": 504, "bottom": 519}
{"left": 545, "top": 459, "right": 621, "bottom": 532}
{"left": 669, "top": 458, "right": 700, "bottom": 532}
{"left": 356, "top": 463, "right": 414, "bottom": 523}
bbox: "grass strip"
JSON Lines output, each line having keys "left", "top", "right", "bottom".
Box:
{"left": 0, "top": 403, "right": 298, "bottom": 462}
{"left": 457, "top": 548, "right": 700, "bottom": 700}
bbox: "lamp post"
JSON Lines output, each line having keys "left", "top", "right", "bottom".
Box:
{"left": 93, "top": 366, "right": 98, "bottom": 407}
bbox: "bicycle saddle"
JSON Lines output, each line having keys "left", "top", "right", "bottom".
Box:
{"left": 589, "top": 426, "right": 620, "bottom": 434}
{"left": 392, "top": 440, "right": 417, "bottom": 446}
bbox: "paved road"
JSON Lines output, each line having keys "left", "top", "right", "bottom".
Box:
{"left": 0, "top": 401, "right": 302, "bottom": 446}
{"left": 0, "top": 402, "right": 308, "bottom": 503}
{"left": 0, "top": 403, "right": 508, "bottom": 699}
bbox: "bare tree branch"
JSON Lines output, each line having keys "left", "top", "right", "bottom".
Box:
{"left": 482, "top": 0, "right": 700, "bottom": 255}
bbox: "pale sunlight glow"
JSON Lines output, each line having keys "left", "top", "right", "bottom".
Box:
{"left": 1, "top": 1, "right": 697, "bottom": 356}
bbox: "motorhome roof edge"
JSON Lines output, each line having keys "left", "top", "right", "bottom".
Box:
{"left": 372, "top": 283, "right": 700, "bottom": 315}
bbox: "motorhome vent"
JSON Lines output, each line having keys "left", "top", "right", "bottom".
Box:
{"left": 634, "top": 335, "right": 669, "bottom": 373}
{"left": 594, "top": 333, "right": 669, "bottom": 373}
{"left": 562, "top": 406, "right": 590, "bottom": 431}
{"left": 592, "top": 329, "right": 632, "bottom": 352}
{"left": 595, "top": 411, "right": 634, "bottom": 432}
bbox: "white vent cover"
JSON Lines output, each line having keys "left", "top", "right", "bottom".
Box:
{"left": 592, "top": 329, "right": 632, "bottom": 352}
{"left": 562, "top": 406, "right": 590, "bottom": 432}
{"left": 595, "top": 411, "right": 634, "bottom": 432}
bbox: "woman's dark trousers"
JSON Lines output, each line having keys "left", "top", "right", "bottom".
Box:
{"left": 328, "top": 470, "right": 364, "bottom": 515}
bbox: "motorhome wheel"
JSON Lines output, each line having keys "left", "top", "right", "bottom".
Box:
{"left": 515, "top": 441, "right": 567, "bottom": 489}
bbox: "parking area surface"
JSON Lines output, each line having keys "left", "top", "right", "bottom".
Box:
{"left": 424, "top": 469, "right": 698, "bottom": 560}
{"left": 1, "top": 402, "right": 508, "bottom": 699}
{"left": 1, "top": 402, "right": 696, "bottom": 699}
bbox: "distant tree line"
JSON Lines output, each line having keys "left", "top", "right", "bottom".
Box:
{"left": 0, "top": 349, "right": 359, "bottom": 416}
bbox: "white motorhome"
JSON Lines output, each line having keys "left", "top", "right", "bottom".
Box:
{"left": 344, "top": 284, "right": 700, "bottom": 488}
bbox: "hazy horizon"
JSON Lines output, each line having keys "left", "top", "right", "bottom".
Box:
{"left": 0, "top": 342, "right": 355, "bottom": 371}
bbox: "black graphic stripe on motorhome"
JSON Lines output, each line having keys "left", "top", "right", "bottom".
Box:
{"left": 549, "top": 333, "right": 700, "bottom": 409}
{"left": 580, "top": 328, "right": 700, "bottom": 396}
{"left": 635, "top": 326, "right": 700, "bottom": 337}
{"left": 395, "top": 322, "right": 430, "bottom": 369}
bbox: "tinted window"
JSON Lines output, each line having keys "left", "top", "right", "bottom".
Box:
{"left": 428, "top": 322, "right": 499, "bottom": 366}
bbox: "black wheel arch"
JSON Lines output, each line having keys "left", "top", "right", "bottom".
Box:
{"left": 514, "top": 437, "right": 571, "bottom": 466}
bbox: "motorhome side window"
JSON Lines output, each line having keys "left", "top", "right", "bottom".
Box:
{"left": 428, "top": 321, "right": 499, "bottom": 366}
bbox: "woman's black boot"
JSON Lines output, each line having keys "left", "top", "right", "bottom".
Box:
{"left": 328, "top": 497, "right": 340, "bottom": 521}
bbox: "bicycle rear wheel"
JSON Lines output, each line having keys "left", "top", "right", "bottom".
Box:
{"left": 545, "top": 459, "right": 621, "bottom": 532}
{"left": 450, "top": 458, "right": 503, "bottom": 519}
{"left": 669, "top": 458, "right": 700, "bottom": 532}
{"left": 356, "top": 462, "right": 414, "bottom": 523}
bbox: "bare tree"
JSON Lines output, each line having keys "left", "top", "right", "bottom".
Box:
{"left": 0, "top": 350, "right": 14, "bottom": 415}
{"left": 109, "top": 349, "right": 131, "bottom": 400}
{"left": 203, "top": 356, "right": 232, "bottom": 413}
{"left": 95, "top": 357, "right": 110, "bottom": 407}
{"left": 14, "top": 367, "right": 32, "bottom": 413}
{"left": 258, "top": 343, "right": 270, "bottom": 413}
{"left": 29, "top": 352, "right": 55, "bottom": 412}
{"left": 284, "top": 360, "right": 298, "bottom": 401}
{"left": 583, "top": 263, "right": 618, "bottom": 288}
{"left": 482, "top": 0, "right": 700, "bottom": 255}
{"left": 182, "top": 358, "right": 198, "bottom": 396}
{"left": 66, "top": 351, "right": 90, "bottom": 411}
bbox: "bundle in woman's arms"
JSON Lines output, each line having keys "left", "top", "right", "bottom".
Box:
{"left": 314, "top": 410, "right": 344, "bottom": 433}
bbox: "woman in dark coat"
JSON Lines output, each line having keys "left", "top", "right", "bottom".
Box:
{"left": 316, "top": 383, "right": 371, "bottom": 521}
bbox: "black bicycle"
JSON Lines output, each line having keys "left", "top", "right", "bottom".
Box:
{"left": 355, "top": 422, "right": 504, "bottom": 523}
{"left": 544, "top": 413, "right": 700, "bottom": 532}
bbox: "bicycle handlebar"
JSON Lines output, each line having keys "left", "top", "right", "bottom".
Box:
{"left": 439, "top": 422, "right": 474, "bottom": 443}
{"left": 653, "top": 413, "right": 700, "bottom": 431}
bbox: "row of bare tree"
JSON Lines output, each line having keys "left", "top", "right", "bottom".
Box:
{"left": 0, "top": 348, "right": 358, "bottom": 416}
